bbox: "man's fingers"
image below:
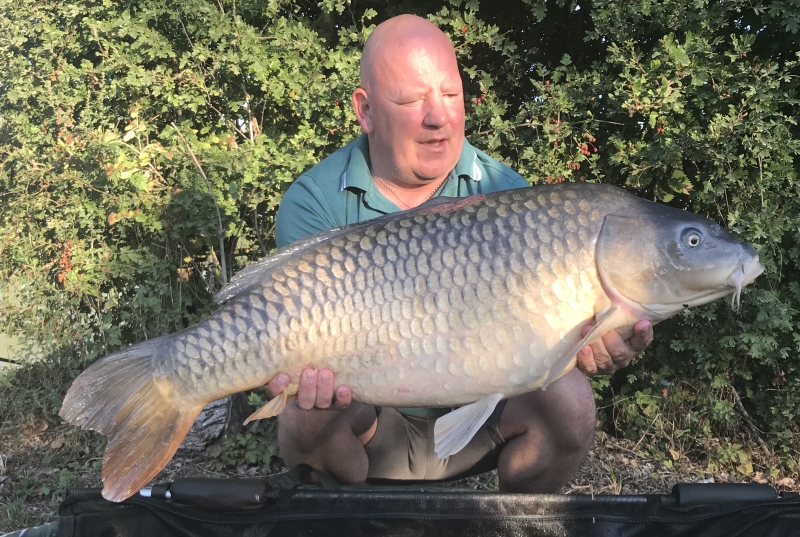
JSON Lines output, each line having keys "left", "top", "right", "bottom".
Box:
{"left": 333, "top": 386, "right": 352, "bottom": 409}
{"left": 589, "top": 335, "right": 616, "bottom": 372}
{"left": 629, "top": 320, "right": 654, "bottom": 354}
{"left": 296, "top": 368, "right": 318, "bottom": 410}
{"left": 578, "top": 319, "right": 654, "bottom": 375}
{"left": 580, "top": 324, "right": 594, "bottom": 338}
{"left": 598, "top": 320, "right": 653, "bottom": 370}
{"left": 265, "top": 373, "right": 290, "bottom": 399}
{"left": 265, "top": 369, "right": 352, "bottom": 411}
{"left": 598, "top": 330, "right": 631, "bottom": 367}
{"left": 576, "top": 346, "right": 597, "bottom": 375}
{"left": 316, "top": 369, "right": 335, "bottom": 409}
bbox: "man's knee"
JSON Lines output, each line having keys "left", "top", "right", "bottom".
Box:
{"left": 276, "top": 402, "right": 377, "bottom": 483}
{"left": 552, "top": 370, "right": 597, "bottom": 449}
{"left": 277, "top": 402, "right": 378, "bottom": 454}
{"left": 501, "top": 369, "right": 596, "bottom": 451}
{"left": 277, "top": 404, "right": 322, "bottom": 450}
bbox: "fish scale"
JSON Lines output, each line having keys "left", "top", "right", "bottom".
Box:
{"left": 60, "top": 182, "right": 764, "bottom": 502}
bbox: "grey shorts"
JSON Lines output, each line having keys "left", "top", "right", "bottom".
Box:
{"left": 364, "top": 400, "right": 508, "bottom": 483}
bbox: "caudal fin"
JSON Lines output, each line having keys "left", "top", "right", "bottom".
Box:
{"left": 59, "top": 337, "right": 202, "bottom": 502}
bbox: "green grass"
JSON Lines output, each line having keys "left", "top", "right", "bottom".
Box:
{"left": 0, "top": 350, "right": 101, "bottom": 533}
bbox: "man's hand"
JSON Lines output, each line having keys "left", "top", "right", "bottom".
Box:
{"left": 265, "top": 368, "right": 352, "bottom": 411}
{"left": 576, "top": 320, "right": 653, "bottom": 375}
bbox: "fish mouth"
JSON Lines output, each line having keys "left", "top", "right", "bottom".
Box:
{"left": 726, "top": 256, "right": 765, "bottom": 310}
{"left": 632, "top": 255, "right": 765, "bottom": 319}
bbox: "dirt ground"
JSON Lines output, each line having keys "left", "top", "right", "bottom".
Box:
{"left": 1, "top": 417, "right": 797, "bottom": 534}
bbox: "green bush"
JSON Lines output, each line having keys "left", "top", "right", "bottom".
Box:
{"left": 2, "top": 0, "right": 799, "bottom": 470}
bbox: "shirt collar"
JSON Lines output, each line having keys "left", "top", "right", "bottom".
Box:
{"left": 338, "top": 134, "right": 374, "bottom": 193}
{"left": 453, "top": 139, "right": 483, "bottom": 182}
{"left": 338, "top": 134, "right": 483, "bottom": 194}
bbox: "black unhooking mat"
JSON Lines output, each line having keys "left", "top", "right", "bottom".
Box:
{"left": 54, "top": 465, "right": 800, "bottom": 537}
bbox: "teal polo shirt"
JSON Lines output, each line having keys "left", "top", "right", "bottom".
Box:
{"left": 275, "top": 134, "right": 529, "bottom": 248}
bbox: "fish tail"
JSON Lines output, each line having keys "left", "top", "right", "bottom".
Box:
{"left": 59, "top": 337, "right": 203, "bottom": 502}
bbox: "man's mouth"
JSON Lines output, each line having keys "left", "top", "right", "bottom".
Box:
{"left": 421, "top": 139, "right": 446, "bottom": 147}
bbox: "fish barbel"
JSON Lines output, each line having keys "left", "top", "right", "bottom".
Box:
{"left": 60, "top": 183, "right": 764, "bottom": 501}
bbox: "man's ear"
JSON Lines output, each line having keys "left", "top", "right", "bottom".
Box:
{"left": 352, "top": 87, "right": 373, "bottom": 134}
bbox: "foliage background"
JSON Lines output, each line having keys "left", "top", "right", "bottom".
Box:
{"left": 2, "top": 0, "right": 800, "bottom": 501}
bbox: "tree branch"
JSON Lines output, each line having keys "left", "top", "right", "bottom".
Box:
{"left": 732, "top": 387, "right": 771, "bottom": 456}
{"left": 170, "top": 122, "right": 228, "bottom": 285}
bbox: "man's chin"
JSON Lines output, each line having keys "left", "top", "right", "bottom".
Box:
{"left": 413, "top": 170, "right": 451, "bottom": 184}
{"left": 413, "top": 158, "right": 459, "bottom": 183}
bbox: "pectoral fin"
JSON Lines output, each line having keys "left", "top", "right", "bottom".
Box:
{"left": 542, "top": 306, "right": 625, "bottom": 390}
{"left": 433, "top": 393, "right": 504, "bottom": 459}
{"left": 243, "top": 385, "right": 298, "bottom": 425}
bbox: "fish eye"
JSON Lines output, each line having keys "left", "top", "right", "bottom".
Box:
{"left": 681, "top": 228, "right": 703, "bottom": 247}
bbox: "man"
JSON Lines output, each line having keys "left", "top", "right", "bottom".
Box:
{"left": 265, "top": 14, "right": 653, "bottom": 492}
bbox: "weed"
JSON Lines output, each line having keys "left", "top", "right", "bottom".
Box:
{"left": 213, "top": 433, "right": 276, "bottom": 470}
{"left": 37, "top": 469, "right": 79, "bottom": 499}
{"left": 603, "top": 463, "right": 623, "bottom": 494}
{"left": 2, "top": 497, "right": 29, "bottom": 529}
{"left": 706, "top": 440, "right": 754, "bottom": 476}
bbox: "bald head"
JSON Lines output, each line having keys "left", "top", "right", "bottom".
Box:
{"left": 351, "top": 15, "right": 465, "bottom": 190}
{"left": 360, "top": 15, "right": 457, "bottom": 91}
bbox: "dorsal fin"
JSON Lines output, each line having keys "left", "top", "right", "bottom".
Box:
{"left": 214, "top": 229, "right": 341, "bottom": 303}
{"left": 214, "top": 195, "right": 487, "bottom": 303}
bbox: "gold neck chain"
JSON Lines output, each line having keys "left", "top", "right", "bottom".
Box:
{"left": 374, "top": 175, "right": 445, "bottom": 209}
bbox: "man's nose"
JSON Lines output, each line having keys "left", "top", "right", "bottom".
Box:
{"left": 423, "top": 93, "right": 450, "bottom": 128}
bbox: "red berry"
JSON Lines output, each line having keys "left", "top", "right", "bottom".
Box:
{"left": 460, "top": 25, "right": 468, "bottom": 33}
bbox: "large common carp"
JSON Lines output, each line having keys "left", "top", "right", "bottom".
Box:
{"left": 60, "top": 183, "right": 763, "bottom": 501}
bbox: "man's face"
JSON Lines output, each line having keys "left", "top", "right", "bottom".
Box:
{"left": 354, "top": 39, "right": 465, "bottom": 186}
